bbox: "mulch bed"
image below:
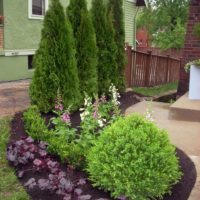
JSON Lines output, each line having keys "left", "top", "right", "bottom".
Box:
{"left": 8, "top": 91, "right": 197, "bottom": 200}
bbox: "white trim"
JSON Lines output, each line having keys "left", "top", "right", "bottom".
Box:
{"left": 126, "top": 0, "right": 136, "bottom": 3}
{"left": 28, "top": 0, "right": 49, "bottom": 20}
{"left": 5, "top": 49, "right": 36, "bottom": 56}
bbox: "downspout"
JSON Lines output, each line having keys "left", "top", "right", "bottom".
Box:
{"left": 133, "top": 6, "right": 139, "bottom": 50}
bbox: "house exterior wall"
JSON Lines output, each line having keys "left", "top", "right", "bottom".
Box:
{"left": 124, "top": 0, "right": 136, "bottom": 48}
{"left": 0, "top": 0, "right": 3, "bottom": 15}
{"left": 0, "top": 0, "right": 136, "bottom": 82}
{"left": 3, "top": 0, "right": 69, "bottom": 51}
{"left": 0, "top": 0, "right": 69, "bottom": 82}
{"left": 0, "top": 56, "right": 33, "bottom": 81}
{"left": 0, "top": 26, "right": 3, "bottom": 48}
{"left": 177, "top": 0, "right": 200, "bottom": 96}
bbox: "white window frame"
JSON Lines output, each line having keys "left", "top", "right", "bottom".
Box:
{"left": 28, "top": 0, "right": 48, "bottom": 20}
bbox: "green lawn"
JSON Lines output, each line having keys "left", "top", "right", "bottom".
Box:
{"left": 133, "top": 82, "right": 178, "bottom": 97}
{"left": 0, "top": 118, "right": 29, "bottom": 200}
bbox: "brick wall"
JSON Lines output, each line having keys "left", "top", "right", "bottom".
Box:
{"left": 177, "top": 0, "right": 200, "bottom": 96}
{"left": 0, "top": 26, "right": 3, "bottom": 48}
{"left": 136, "top": 28, "right": 149, "bottom": 48}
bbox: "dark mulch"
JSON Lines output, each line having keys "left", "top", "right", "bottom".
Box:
{"left": 8, "top": 91, "right": 197, "bottom": 200}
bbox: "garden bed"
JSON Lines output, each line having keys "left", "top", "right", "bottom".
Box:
{"left": 153, "top": 92, "right": 177, "bottom": 103}
{"left": 7, "top": 91, "right": 196, "bottom": 200}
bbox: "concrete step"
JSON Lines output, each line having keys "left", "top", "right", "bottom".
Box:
{"left": 169, "top": 93, "right": 200, "bottom": 122}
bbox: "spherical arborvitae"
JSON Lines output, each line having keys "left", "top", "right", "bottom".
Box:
{"left": 68, "top": 0, "right": 98, "bottom": 97}
{"left": 108, "top": 0, "right": 126, "bottom": 92}
{"left": 30, "top": 0, "right": 81, "bottom": 112}
{"left": 91, "top": 0, "right": 117, "bottom": 95}
{"left": 87, "top": 114, "right": 182, "bottom": 200}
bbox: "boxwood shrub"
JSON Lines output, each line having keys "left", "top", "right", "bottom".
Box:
{"left": 23, "top": 106, "right": 50, "bottom": 141}
{"left": 87, "top": 114, "right": 182, "bottom": 200}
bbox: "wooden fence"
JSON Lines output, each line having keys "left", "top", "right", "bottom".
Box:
{"left": 125, "top": 46, "right": 181, "bottom": 87}
{"left": 137, "top": 47, "right": 183, "bottom": 59}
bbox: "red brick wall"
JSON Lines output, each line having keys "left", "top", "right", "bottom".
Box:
{"left": 0, "top": 26, "right": 3, "bottom": 49}
{"left": 177, "top": 0, "right": 200, "bottom": 96}
{"left": 136, "top": 28, "right": 149, "bottom": 48}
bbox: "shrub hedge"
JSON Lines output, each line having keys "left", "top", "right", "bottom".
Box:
{"left": 87, "top": 114, "right": 182, "bottom": 200}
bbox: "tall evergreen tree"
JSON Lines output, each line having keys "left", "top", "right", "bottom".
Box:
{"left": 108, "top": 0, "right": 126, "bottom": 92}
{"left": 91, "top": 0, "right": 117, "bottom": 95}
{"left": 30, "top": 0, "right": 81, "bottom": 112}
{"left": 67, "top": 0, "right": 87, "bottom": 39}
{"left": 68, "top": 0, "right": 98, "bottom": 97}
{"left": 105, "top": 10, "right": 118, "bottom": 86}
{"left": 77, "top": 11, "right": 98, "bottom": 97}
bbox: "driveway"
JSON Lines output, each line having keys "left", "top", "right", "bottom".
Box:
{"left": 0, "top": 80, "right": 30, "bottom": 117}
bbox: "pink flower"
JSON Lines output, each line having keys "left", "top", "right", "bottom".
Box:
{"left": 61, "top": 113, "right": 70, "bottom": 123}
{"left": 100, "top": 95, "right": 107, "bottom": 103}
{"left": 55, "top": 103, "right": 64, "bottom": 111}
{"left": 58, "top": 104, "right": 64, "bottom": 111}
{"left": 93, "top": 111, "right": 98, "bottom": 119}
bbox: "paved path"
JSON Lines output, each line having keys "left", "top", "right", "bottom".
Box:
{"left": 126, "top": 101, "right": 200, "bottom": 200}
{"left": 0, "top": 80, "right": 30, "bottom": 117}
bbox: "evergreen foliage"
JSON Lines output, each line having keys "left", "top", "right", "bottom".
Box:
{"left": 105, "top": 10, "right": 118, "bottom": 87}
{"left": 68, "top": 0, "right": 98, "bottom": 97}
{"left": 87, "top": 114, "right": 182, "bottom": 200}
{"left": 67, "top": 0, "right": 87, "bottom": 39}
{"left": 91, "top": 0, "right": 117, "bottom": 95}
{"left": 30, "top": 0, "right": 80, "bottom": 112}
{"left": 108, "top": 0, "right": 126, "bottom": 92}
{"left": 137, "top": 0, "right": 189, "bottom": 49}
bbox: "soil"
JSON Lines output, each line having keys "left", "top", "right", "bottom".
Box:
{"left": 153, "top": 93, "right": 177, "bottom": 103}
{"left": 8, "top": 91, "right": 197, "bottom": 200}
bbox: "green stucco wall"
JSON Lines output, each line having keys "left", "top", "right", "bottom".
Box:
{"left": 0, "top": 55, "right": 33, "bottom": 81}
{"left": 0, "top": 0, "right": 3, "bottom": 15}
{"left": 4, "top": 0, "right": 42, "bottom": 50}
{"left": 3, "top": 0, "right": 92, "bottom": 51}
{"left": 3, "top": 0, "right": 69, "bottom": 51}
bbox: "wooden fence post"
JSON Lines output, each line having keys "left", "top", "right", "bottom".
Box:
{"left": 145, "top": 50, "right": 152, "bottom": 87}
{"left": 125, "top": 45, "right": 132, "bottom": 87}
{"left": 165, "top": 55, "right": 170, "bottom": 83}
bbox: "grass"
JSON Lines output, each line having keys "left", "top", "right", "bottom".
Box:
{"left": 133, "top": 82, "right": 178, "bottom": 97}
{"left": 0, "top": 118, "right": 29, "bottom": 200}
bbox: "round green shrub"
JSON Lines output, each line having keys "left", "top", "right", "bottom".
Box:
{"left": 87, "top": 114, "right": 182, "bottom": 200}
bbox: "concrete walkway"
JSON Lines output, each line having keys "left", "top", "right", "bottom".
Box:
{"left": 126, "top": 101, "right": 200, "bottom": 200}
{"left": 0, "top": 80, "right": 30, "bottom": 117}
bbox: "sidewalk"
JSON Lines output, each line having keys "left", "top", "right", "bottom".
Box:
{"left": 125, "top": 101, "right": 200, "bottom": 200}
{"left": 0, "top": 80, "right": 30, "bottom": 117}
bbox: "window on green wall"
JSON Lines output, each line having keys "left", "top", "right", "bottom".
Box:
{"left": 28, "top": 55, "right": 34, "bottom": 70}
{"left": 28, "top": 0, "right": 48, "bottom": 19}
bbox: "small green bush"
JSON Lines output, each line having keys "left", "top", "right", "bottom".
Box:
{"left": 87, "top": 114, "right": 182, "bottom": 200}
{"left": 23, "top": 106, "right": 50, "bottom": 141}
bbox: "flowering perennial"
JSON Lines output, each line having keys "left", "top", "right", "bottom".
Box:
{"left": 109, "top": 83, "right": 120, "bottom": 106}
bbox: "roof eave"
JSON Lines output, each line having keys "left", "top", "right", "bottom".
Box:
{"left": 136, "top": 0, "right": 147, "bottom": 7}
